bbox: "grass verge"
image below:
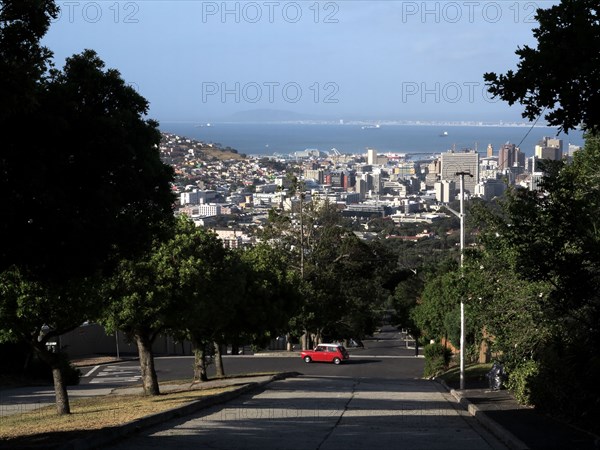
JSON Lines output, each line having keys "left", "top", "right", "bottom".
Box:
{"left": 437, "top": 363, "right": 493, "bottom": 388}
{"left": 0, "top": 385, "right": 235, "bottom": 440}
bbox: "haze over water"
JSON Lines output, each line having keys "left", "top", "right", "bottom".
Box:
{"left": 161, "top": 123, "right": 585, "bottom": 158}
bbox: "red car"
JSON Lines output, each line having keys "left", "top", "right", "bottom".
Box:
{"left": 301, "top": 343, "right": 350, "bottom": 365}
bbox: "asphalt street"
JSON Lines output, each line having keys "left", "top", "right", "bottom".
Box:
{"left": 97, "top": 330, "right": 506, "bottom": 449}
{"left": 80, "top": 329, "right": 424, "bottom": 386}
{"left": 108, "top": 375, "right": 507, "bottom": 450}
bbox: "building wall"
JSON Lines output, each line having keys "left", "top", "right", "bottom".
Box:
{"left": 58, "top": 324, "right": 193, "bottom": 357}
{"left": 367, "top": 148, "right": 377, "bottom": 165}
{"left": 440, "top": 150, "right": 479, "bottom": 194}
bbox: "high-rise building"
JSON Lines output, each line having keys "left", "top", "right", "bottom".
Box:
{"left": 371, "top": 172, "right": 382, "bottom": 194}
{"left": 434, "top": 180, "right": 456, "bottom": 203}
{"left": 535, "top": 137, "right": 563, "bottom": 161}
{"left": 367, "top": 148, "right": 377, "bottom": 165}
{"left": 487, "top": 144, "right": 494, "bottom": 157}
{"left": 304, "top": 169, "right": 324, "bottom": 184}
{"left": 440, "top": 150, "right": 479, "bottom": 194}
{"left": 356, "top": 178, "right": 368, "bottom": 200}
{"left": 326, "top": 172, "right": 345, "bottom": 188}
{"left": 424, "top": 159, "right": 440, "bottom": 188}
{"left": 499, "top": 142, "right": 517, "bottom": 170}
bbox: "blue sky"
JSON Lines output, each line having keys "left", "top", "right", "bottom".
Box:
{"left": 43, "top": 1, "right": 557, "bottom": 123}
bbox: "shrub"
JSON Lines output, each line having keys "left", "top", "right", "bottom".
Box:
{"left": 28, "top": 352, "right": 81, "bottom": 386}
{"left": 424, "top": 342, "right": 452, "bottom": 378}
{"left": 506, "top": 360, "right": 539, "bottom": 405}
{"left": 59, "top": 355, "right": 81, "bottom": 386}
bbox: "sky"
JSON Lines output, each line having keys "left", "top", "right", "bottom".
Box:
{"left": 42, "top": 1, "right": 559, "bottom": 123}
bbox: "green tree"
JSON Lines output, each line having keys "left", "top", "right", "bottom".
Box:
{"left": 473, "top": 137, "right": 600, "bottom": 428}
{"left": 172, "top": 221, "right": 240, "bottom": 382}
{"left": 283, "top": 200, "right": 392, "bottom": 346}
{"left": 0, "top": 1, "right": 174, "bottom": 414}
{"left": 0, "top": 0, "right": 57, "bottom": 118}
{"left": 0, "top": 268, "right": 99, "bottom": 414}
{"left": 484, "top": 0, "right": 600, "bottom": 133}
{"left": 232, "top": 244, "right": 302, "bottom": 351}
{"left": 104, "top": 218, "right": 233, "bottom": 390}
{"left": 389, "top": 269, "right": 427, "bottom": 355}
{"left": 103, "top": 233, "right": 178, "bottom": 395}
{"left": 411, "top": 271, "right": 457, "bottom": 342}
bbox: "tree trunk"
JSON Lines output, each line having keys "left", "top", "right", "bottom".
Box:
{"left": 135, "top": 334, "right": 160, "bottom": 395}
{"left": 193, "top": 346, "right": 208, "bottom": 382}
{"left": 414, "top": 336, "right": 420, "bottom": 357}
{"left": 213, "top": 341, "right": 225, "bottom": 378}
{"left": 33, "top": 345, "right": 71, "bottom": 415}
{"left": 52, "top": 364, "right": 71, "bottom": 415}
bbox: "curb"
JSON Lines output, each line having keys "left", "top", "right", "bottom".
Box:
{"left": 57, "top": 372, "right": 300, "bottom": 450}
{"left": 72, "top": 357, "right": 139, "bottom": 369}
{"left": 251, "top": 352, "right": 300, "bottom": 357}
{"left": 435, "top": 378, "right": 529, "bottom": 450}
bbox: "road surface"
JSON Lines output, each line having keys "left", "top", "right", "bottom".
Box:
{"left": 108, "top": 375, "right": 507, "bottom": 450}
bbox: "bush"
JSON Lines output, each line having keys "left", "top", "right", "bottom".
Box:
{"left": 506, "top": 360, "right": 539, "bottom": 405}
{"left": 32, "top": 353, "right": 81, "bottom": 386}
{"left": 424, "top": 342, "right": 452, "bottom": 378}
{"left": 59, "top": 355, "right": 81, "bottom": 386}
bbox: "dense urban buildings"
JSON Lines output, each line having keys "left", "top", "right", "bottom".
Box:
{"left": 161, "top": 132, "right": 580, "bottom": 243}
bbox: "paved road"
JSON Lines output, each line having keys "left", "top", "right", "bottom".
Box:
{"left": 109, "top": 375, "right": 507, "bottom": 450}
{"left": 80, "top": 329, "right": 424, "bottom": 386}
{"left": 2, "top": 329, "right": 423, "bottom": 415}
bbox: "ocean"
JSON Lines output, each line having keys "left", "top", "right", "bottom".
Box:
{"left": 160, "top": 122, "right": 585, "bottom": 158}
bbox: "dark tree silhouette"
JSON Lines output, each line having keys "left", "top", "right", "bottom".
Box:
{"left": 0, "top": 0, "right": 174, "bottom": 414}
{"left": 484, "top": 0, "right": 600, "bottom": 133}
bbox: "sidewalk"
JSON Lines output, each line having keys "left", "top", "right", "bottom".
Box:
{"left": 438, "top": 379, "right": 599, "bottom": 450}
{"left": 1, "top": 373, "right": 296, "bottom": 450}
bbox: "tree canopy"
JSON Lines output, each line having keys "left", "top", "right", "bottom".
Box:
{"left": 0, "top": 0, "right": 174, "bottom": 413}
{"left": 1, "top": 49, "right": 174, "bottom": 280}
{"left": 484, "top": 0, "right": 600, "bottom": 133}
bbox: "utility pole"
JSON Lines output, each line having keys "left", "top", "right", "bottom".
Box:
{"left": 297, "top": 180, "right": 307, "bottom": 349}
{"left": 446, "top": 171, "right": 473, "bottom": 390}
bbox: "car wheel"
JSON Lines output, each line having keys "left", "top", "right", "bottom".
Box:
{"left": 333, "top": 357, "right": 341, "bottom": 365}
{"left": 304, "top": 356, "right": 312, "bottom": 363}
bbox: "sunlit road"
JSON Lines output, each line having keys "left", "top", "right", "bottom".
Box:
{"left": 108, "top": 375, "right": 506, "bottom": 450}
{"left": 89, "top": 329, "right": 506, "bottom": 449}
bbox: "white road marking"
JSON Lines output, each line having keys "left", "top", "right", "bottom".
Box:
{"left": 82, "top": 365, "right": 101, "bottom": 378}
{"left": 88, "top": 364, "right": 142, "bottom": 384}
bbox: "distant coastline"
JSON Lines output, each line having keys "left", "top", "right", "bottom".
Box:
{"left": 160, "top": 122, "right": 584, "bottom": 158}
{"left": 163, "top": 119, "right": 557, "bottom": 128}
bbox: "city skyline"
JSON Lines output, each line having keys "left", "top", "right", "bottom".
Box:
{"left": 42, "top": 1, "right": 558, "bottom": 123}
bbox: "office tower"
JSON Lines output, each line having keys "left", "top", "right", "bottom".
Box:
{"left": 498, "top": 142, "right": 517, "bottom": 170}
{"left": 434, "top": 180, "right": 456, "bottom": 203}
{"left": 367, "top": 148, "right": 377, "bottom": 165}
{"left": 440, "top": 150, "right": 479, "bottom": 194}
{"left": 535, "top": 137, "right": 563, "bottom": 161}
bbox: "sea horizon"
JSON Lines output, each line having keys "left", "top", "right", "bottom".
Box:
{"left": 160, "top": 122, "right": 585, "bottom": 159}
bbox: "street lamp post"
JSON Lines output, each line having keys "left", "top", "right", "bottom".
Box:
{"left": 447, "top": 171, "right": 473, "bottom": 390}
